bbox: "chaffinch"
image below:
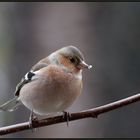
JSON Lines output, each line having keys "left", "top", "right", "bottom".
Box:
{"left": 0, "top": 46, "right": 92, "bottom": 121}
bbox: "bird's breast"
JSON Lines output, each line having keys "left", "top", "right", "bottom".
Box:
{"left": 19, "top": 65, "right": 82, "bottom": 115}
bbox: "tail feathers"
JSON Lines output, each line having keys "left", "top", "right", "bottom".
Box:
{"left": 0, "top": 97, "right": 21, "bottom": 112}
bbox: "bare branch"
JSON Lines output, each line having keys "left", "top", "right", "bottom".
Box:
{"left": 0, "top": 93, "right": 140, "bottom": 136}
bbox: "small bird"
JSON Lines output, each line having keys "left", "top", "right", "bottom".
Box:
{"left": 0, "top": 46, "right": 92, "bottom": 124}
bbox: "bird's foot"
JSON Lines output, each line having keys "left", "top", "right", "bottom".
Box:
{"left": 29, "top": 110, "right": 39, "bottom": 132}
{"left": 63, "top": 111, "right": 71, "bottom": 127}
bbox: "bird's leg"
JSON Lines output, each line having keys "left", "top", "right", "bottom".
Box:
{"left": 62, "top": 111, "right": 71, "bottom": 127}
{"left": 29, "top": 109, "right": 38, "bottom": 131}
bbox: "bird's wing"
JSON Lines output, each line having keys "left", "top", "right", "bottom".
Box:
{"left": 14, "top": 71, "right": 36, "bottom": 96}
{"left": 31, "top": 57, "right": 50, "bottom": 72}
{"left": 31, "top": 62, "right": 49, "bottom": 72}
{"left": 15, "top": 61, "right": 49, "bottom": 96}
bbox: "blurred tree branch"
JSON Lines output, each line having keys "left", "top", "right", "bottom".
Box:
{"left": 0, "top": 93, "right": 140, "bottom": 136}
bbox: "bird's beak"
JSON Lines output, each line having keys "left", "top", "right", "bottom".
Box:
{"left": 78, "top": 61, "right": 92, "bottom": 70}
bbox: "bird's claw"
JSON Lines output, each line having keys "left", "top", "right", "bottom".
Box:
{"left": 63, "top": 111, "right": 71, "bottom": 127}
{"left": 29, "top": 110, "right": 38, "bottom": 132}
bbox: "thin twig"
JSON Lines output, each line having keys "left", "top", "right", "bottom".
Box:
{"left": 0, "top": 93, "right": 140, "bottom": 136}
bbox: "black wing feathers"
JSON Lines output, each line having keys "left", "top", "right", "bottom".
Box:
{"left": 15, "top": 71, "right": 35, "bottom": 96}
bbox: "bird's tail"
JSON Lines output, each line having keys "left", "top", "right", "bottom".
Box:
{"left": 0, "top": 97, "right": 21, "bottom": 112}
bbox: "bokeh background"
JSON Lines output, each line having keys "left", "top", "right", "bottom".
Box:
{"left": 0, "top": 2, "right": 140, "bottom": 138}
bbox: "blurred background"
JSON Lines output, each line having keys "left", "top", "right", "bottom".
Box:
{"left": 0, "top": 2, "right": 140, "bottom": 138}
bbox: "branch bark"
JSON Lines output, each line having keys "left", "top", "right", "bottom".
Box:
{"left": 0, "top": 93, "right": 140, "bottom": 136}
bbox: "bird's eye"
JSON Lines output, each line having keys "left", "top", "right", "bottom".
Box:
{"left": 70, "top": 57, "right": 76, "bottom": 64}
{"left": 69, "top": 57, "right": 80, "bottom": 65}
